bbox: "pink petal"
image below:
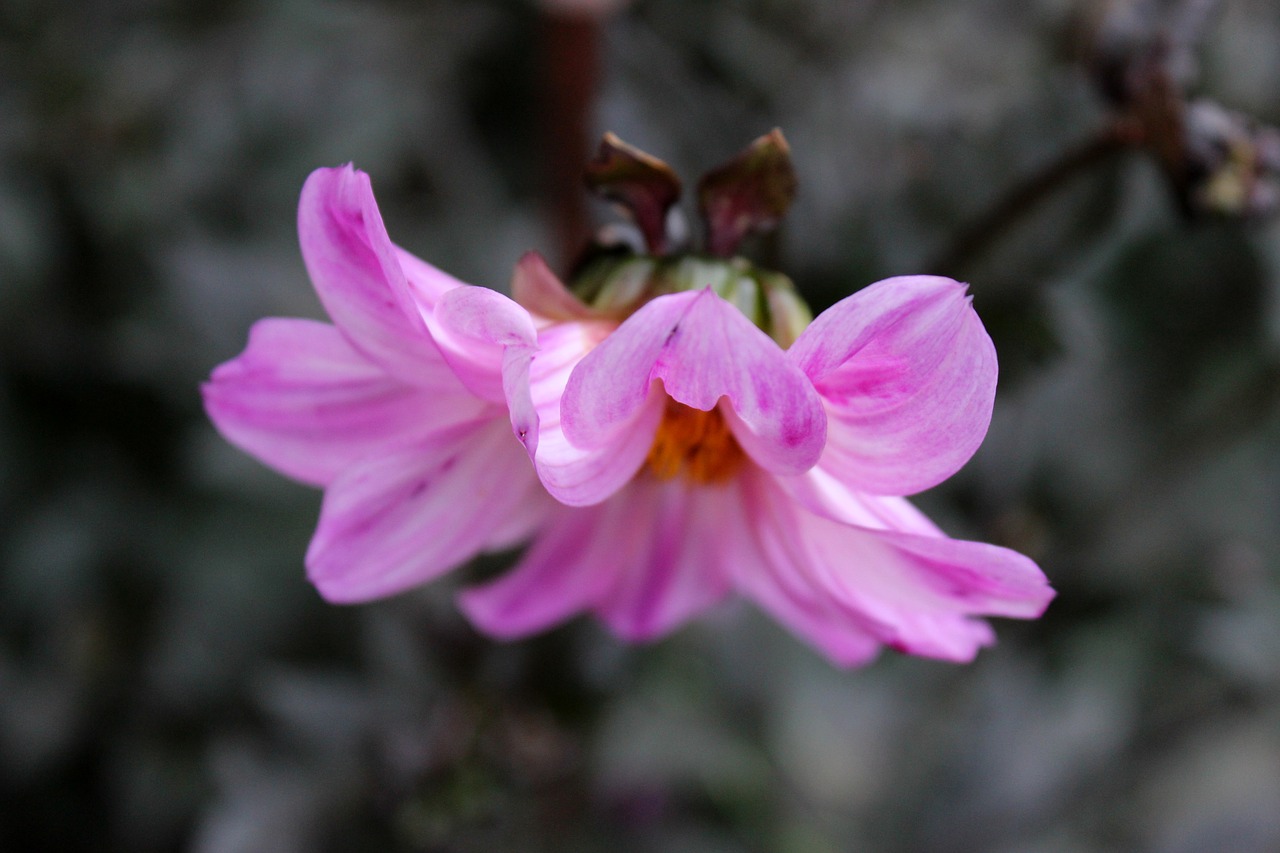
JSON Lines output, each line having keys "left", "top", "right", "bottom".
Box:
{"left": 561, "top": 288, "right": 826, "bottom": 475}
{"left": 510, "top": 251, "right": 596, "bottom": 321}
{"left": 430, "top": 286, "right": 541, "bottom": 453}
{"left": 775, "top": 466, "right": 944, "bottom": 537}
{"left": 298, "top": 165, "right": 447, "bottom": 386}
{"left": 734, "top": 552, "right": 885, "bottom": 668}
{"left": 740, "top": 471, "right": 1053, "bottom": 663}
{"left": 202, "top": 318, "right": 484, "bottom": 487}
{"left": 869, "top": 528, "right": 1054, "bottom": 620}
{"left": 395, "top": 245, "right": 469, "bottom": 311}
{"left": 306, "top": 418, "right": 547, "bottom": 603}
{"left": 591, "top": 478, "right": 735, "bottom": 640}
{"left": 457, "top": 501, "right": 617, "bottom": 638}
{"left": 483, "top": 485, "right": 566, "bottom": 552}
{"left": 535, "top": 390, "right": 666, "bottom": 506}
{"left": 788, "top": 275, "right": 997, "bottom": 496}
{"left": 459, "top": 477, "right": 733, "bottom": 642}
{"left": 527, "top": 320, "right": 661, "bottom": 506}
{"left": 726, "top": 473, "right": 890, "bottom": 667}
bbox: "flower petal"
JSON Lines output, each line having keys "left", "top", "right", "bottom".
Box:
{"left": 202, "top": 318, "right": 484, "bottom": 487}
{"left": 741, "top": 471, "right": 1053, "bottom": 663}
{"left": 306, "top": 418, "right": 546, "bottom": 603}
{"left": 459, "top": 477, "right": 733, "bottom": 642}
{"left": 395, "top": 245, "right": 469, "bottom": 311}
{"left": 527, "top": 320, "right": 661, "bottom": 506}
{"left": 591, "top": 478, "right": 735, "bottom": 640}
{"left": 483, "top": 483, "right": 565, "bottom": 552}
{"left": 722, "top": 472, "right": 888, "bottom": 667}
{"left": 510, "top": 251, "right": 596, "bottom": 321}
{"left": 789, "top": 275, "right": 997, "bottom": 495}
{"left": 298, "top": 165, "right": 447, "bottom": 386}
{"left": 535, "top": 389, "right": 666, "bottom": 506}
{"left": 734, "top": 552, "right": 885, "bottom": 668}
{"left": 457, "top": 501, "right": 617, "bottom": 639}
{"left": 868, "top": 527, "right": 1055, "bottom": 621}
{"left": 430, "top": 286, "right": 541, "bottom": 453}
{"left": 561, "top": 288, "right": 825, "bottom": 475}
{"left": 774, "top": 465, "right": 944, "bottom": 537}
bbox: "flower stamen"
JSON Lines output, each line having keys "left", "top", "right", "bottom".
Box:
{"left": 645, "top": 399, "right": 745, "bottom": 484}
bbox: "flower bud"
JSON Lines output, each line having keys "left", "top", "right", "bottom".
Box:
{"left": 569, "top": 251, "right": 810, "bottom": 346}
{"left": 572, "top": 131, "right": 811, "bottom": 344}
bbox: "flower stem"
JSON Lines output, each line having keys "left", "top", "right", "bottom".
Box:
{"left": 540, "top": 9, "right": 603, "bottom": 270}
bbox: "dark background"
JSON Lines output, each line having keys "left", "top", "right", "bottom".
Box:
{"left": 3, "top": 1, "right": 1280, "bottom": 850}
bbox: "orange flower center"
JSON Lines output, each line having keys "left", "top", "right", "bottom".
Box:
{"left": 645, "top": 399, "right": 746, "bottom": 484}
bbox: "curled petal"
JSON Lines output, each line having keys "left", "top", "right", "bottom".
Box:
{"left": 306, "top": 419, "right": 547, "bottom": 603}
{"left": 536, "top": 382, "right": 665, "bottom": 506}
{"left": 562, "top": 288, "right": 826, "bottom": 476}
{"left": 202, "top": 318, "right": 483, "bottom": 487}
{"left": 298, "top": 166, "right": 449, "bottom": 385}
{"left": 527, "top": 320, "right": 661, "bottom": 506}
{"left": 789, "top": 275, "right": 996, "bottom": 496}
{"left": 431, "top": 286, "right": 541, "bottom": 454}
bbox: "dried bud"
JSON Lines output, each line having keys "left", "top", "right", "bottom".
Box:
{"left": 571, "top": 131, "right": 812, "bottom": 342}
{"left": 697, "top": 129, "right": 797, "bottom": 258}
{"left": 1082, "top": 0, "right": 1210, "bottom": 105}
{"left": 1183, "top": 100, "right": 1280, "bottom": 218}
{"left": 584, "top": 133, "right": 682, "bottom": 254}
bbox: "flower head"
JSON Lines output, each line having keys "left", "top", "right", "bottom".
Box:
{"left": 204, "top": 138, "right": 1053, "bottom": 667}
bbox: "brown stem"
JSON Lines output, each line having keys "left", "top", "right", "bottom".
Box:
{"left": 929, "top": 119, "right": 1140, "bottom": 278}
{"left": 540, "top": 10, "right": 602, "bottom": 271}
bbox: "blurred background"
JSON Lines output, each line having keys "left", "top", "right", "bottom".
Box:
{"left": 3, "top": 0, "right": 1280, "bottom": 850}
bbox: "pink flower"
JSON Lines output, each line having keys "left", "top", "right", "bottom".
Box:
{"left": 204, "top": 164, "right": 1053, "bottom": 667}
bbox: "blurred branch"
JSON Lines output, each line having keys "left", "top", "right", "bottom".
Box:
{"left": 929, "top": 120, "right": 1138, "bottom": 278}
{"left": 933, "top": 0, "right": 1278, "bottom": 280}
